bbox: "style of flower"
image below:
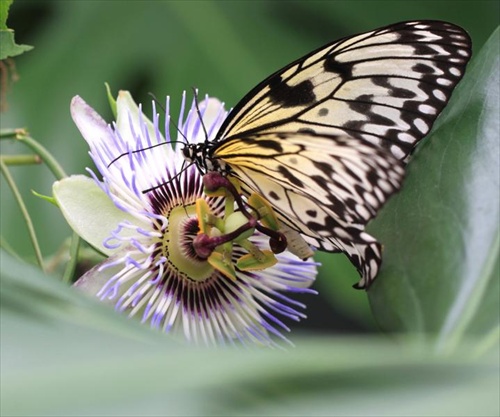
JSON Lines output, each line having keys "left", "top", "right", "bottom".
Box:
{"left": 53, "top": 90, "right": 318, "bottom": 347}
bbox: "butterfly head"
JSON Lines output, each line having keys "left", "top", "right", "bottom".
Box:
{"left": 182, "top": 142, "right": 220, "bottom": 172}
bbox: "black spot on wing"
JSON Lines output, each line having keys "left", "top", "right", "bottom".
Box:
{"left": 333, "top": 179, "right": 352, "bottom": 194}
{"left": 268, "top": 77, "right": 315, "bottom": 107}
{"left": 269, "top": 191, "right": 279, "bottom": 201}
{"left": 306, "top": 209, "right": 317, "bottom": 218}
{"left": 313, "top": 160, "right": 335, "bottom": 176}
{"left": 342, "top": 163, "right": 364, "bottom": 183}
{"left": 310, "top": 174, "right": 328, "bottom": 190}
{"left": 298, "top": 128, "right": 317, "bottom": 134}
{"left": 390, "top": 87, "right": 417, "bottom": 99}
{"left": 412, "top": 43, "right": 442, "bottom": 56}
{"left": 346, "top": 100, "right": 397, "bottom": 128}
{"left": 324, "top": 56, "right": 353, "bottom": 79}
{"left": 354, "top": 184, "right": 370, "bottom": 201}
{"left": 366, "top": 168, "right": 381, "bottom": 186}
{"left": 412, "top": 63, "right": 435, "bottom": 74}
{"left": 373, "top": 77, "right": 416, "bottom": 99}
{"left": 307, "top": 215, "right": 341, "bottom": 234}
{"left": 348, "top": 99, "right": 371, "bottom": 114}
{"left": 255, "top": 140, "right": 284, "bottom": 152}
{"left": 278, "top": 165, "right": 303, "bottom": 187}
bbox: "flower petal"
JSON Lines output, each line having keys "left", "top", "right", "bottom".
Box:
{"left": 74, "top": 254, "right": 125, "bottom": 300}
{"left": 115, "top": 91, "right": 164, "bottom": 147}
{"left": 180, "top": 95, "right": 228, "bottom": 144}
{"left": 70, "top": 95, "right": 113, "bottom": 150}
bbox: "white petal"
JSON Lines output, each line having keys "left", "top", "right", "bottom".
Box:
{"left": 115, "top": 91, "right": 164, "bottom": 147}
{"left": 199, "top": 97, "right": 226, "bottom": 132}
{"left": 74, "top": 255, "right": 124, "bottom": 299}
{"left": 70, "top": 96, "right": 113, "bottom": 150}
{"left": 180, "top": 96, "right": 228, "bottom": 144}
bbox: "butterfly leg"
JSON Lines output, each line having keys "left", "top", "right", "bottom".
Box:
{"left": 202, "top": 171, "right": 287, "bottom": 253}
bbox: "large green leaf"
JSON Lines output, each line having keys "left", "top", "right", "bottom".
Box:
{"left": 369, "top": 28, "right": 500, "bottom": 351}
{"left": 1, "top": 251, "right": 498, "bottom": 416}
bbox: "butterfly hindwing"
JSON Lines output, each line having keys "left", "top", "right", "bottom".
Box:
{"left": 217, "top": 131, "right": 404, "bottom": 233}
{"left": 216, "top": 131, "right": 405, "bottom": 287}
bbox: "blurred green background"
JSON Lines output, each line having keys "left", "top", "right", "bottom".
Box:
{"left": 2, "top": 0, "right": 499, "bottom": 332}
{"left": 1, "top": 2, "right": 499, "bottom": 416}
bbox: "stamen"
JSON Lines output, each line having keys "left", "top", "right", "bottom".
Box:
{"left": 193, "top": 216, "right": 257, "bottom": 259}
{"left": 203, "top": 171, "right": 288, "bottom": 254}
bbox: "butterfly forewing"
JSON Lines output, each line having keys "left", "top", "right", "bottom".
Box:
{"left": 216, "top": 21, "right": 471, "bottom": 160}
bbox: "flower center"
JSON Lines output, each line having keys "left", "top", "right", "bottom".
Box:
{"left": 163, "top": 205, "right": 214, "bottom": 282}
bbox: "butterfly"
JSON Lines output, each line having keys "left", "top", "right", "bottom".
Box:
{"left": 181, "top": 20, "right": 472, "bottom": 289}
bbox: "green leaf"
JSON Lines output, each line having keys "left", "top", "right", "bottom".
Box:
{"left": 0, "top": 29, "right": 33, "bottom": 59}
{"left": 1, "top": 251, "right": 498, "bottom": 416}
{"left": 0, "top": 249, "right": 155, "bottom": 341}
{"left": 0, "top": 0, "right": 12, "bottom": 29}
{"left": 0, "top": 0, "right": 33, "bottom": 59}
{"left": 369, "top": 28, "right": 500, "bottom": 352}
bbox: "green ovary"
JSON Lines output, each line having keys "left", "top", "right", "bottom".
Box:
{"left": 165, "top": 205, "right": 214, "bottom": 282}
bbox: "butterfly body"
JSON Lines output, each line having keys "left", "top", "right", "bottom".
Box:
{"left": 183, "top": 142, "right": 221, "bottom": 172}
{"left": 184, "top": 20, "right": 472, "bottom": 289}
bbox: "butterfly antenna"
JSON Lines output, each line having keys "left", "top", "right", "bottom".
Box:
{"left": 170, "top": 116, "right": 189, "bottom": 148}
{"left": 148, "top": 92, "right": 166, "bottom": 113}
{"left": 142, "top": 160, "right": 193, "bottom": 194}
{"left": 107, "top": 140, "right": 180, "bottom": 168}
{"left": 192, "top": 87, "right": 210, "bottom": 143}
{"left": 178, "top": 158, "right": 190, "bottom": 216}
{"left": 148, "top": 92, "right": 190, "bottom": 148}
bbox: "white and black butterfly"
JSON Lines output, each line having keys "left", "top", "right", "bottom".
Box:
{"left": 181, "top": 20, "right": 472, "bottom": 289}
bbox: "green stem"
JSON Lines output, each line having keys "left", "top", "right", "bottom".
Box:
{"left": 25, "top": 133, "right": 82, "bottom": 281}
{"left": 2, "top": 130, "right": 82, "bottom": 281}
{"left": 1, "top": 154, "right": 41, "bottom": 165}
{"left": 0, "top": 158, "right": 45, "bottom": 271}
{"left": 62, "top": 231, "right": 80, "bottom": 284}
{"left": 17, "top": 134, "right": 67, "bottom": 180}
{"left": 0, "top": 128, "right": 27, "bottom": 139}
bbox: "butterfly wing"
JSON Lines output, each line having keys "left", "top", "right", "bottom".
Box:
{"left": 216, "top": 131, "right": 404, "bottom": 287}
{"left": 218, "top": 131, "right": 404, "bottom": 230}
{"left": 215, "top": 21, "right": 472, "bottom": 161}
{"left": 210, "top": 20, "right": 472, "bottom": 288}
